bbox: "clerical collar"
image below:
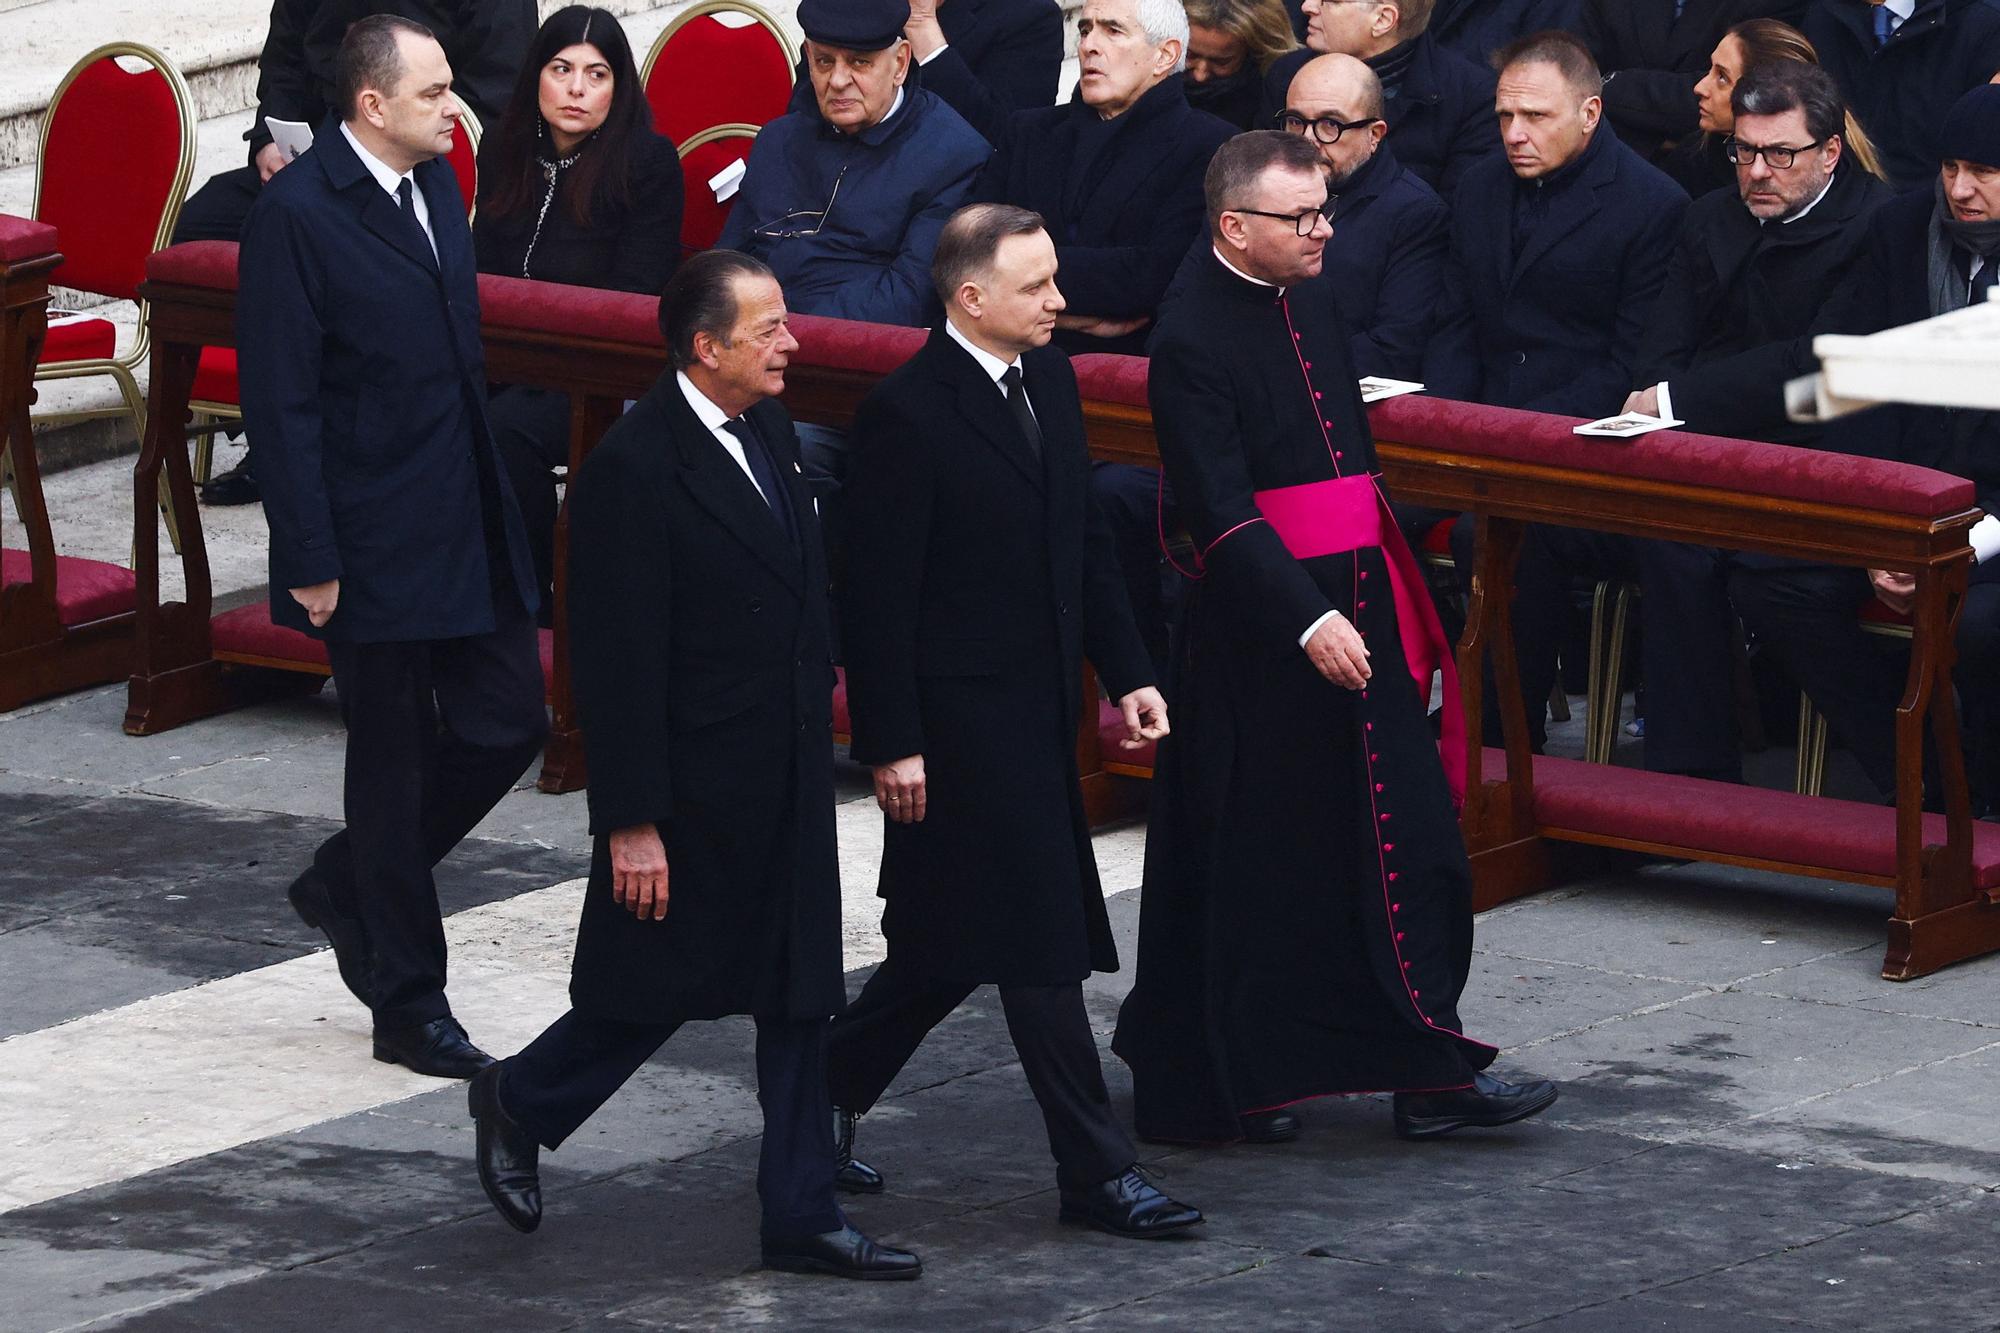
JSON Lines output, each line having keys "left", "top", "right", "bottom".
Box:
{"left": 943, "top": 317, "right": 1021, "bottom": 383}
{"left": 1212, "top": 246, "right": 1283, "bottom": 295}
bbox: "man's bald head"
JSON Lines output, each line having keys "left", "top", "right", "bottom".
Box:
{"left": 1279, "top": 52, "right": 1389, "bottom": 186}
{"left": 1288, "top": 52, "right": 1385, "bottom": 122}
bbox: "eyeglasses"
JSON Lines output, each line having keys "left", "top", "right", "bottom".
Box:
{"left": 1228, "top": 206, "right": 1327, "bottom": 237}
{"left": 1723, "top": 138, "right": 1825, "bottom": 169}
{"left": 751, "top": 165, "right": 849, "bottom": 239}
{"left": 1276, "top": 110, "right": 1382, "bottom": 145}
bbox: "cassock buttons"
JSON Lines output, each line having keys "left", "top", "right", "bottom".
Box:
{"left": 1359, "top": 571, "right": 1368, "bottom": 580}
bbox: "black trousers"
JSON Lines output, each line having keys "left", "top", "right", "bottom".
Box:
{"left": 1090, "top": 461, "right": 1177, "bottom": 680}
{"left": 488, "top": 385, "right": 573, "bottom": 619}
{"left": 320, "top": 591, "right": 547, "bottom": 1029}
{"left": 173, "top": 164, "right": 261, "bottom": 244}
{"left": 501, "top": 1010, "right": 844, "bottom": 1240}
{"left": 826, "top": 954, "right": 1135, "bottom": 1190}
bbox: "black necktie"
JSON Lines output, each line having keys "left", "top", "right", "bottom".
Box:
{"left": 395, "top": 177, "right": 435, "bottom": 266}
{"left": 724, "top": 416, "right": 798, "bottom": 550}
{"left": 1001, "top": 366, "right": 1042, "bottom": 460}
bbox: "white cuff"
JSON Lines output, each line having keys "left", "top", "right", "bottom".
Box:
{"left": 1654, "top": 380, "right": 1673, "bottom": 423}
{"left": 1299, "top": 608, "right": 1341, "bottom": 648}
{"left": 1972, "top": 513, "right": 2000, "bottom": 564}
{"left": 918, "top": 41, "right": 949, "bottom": 64}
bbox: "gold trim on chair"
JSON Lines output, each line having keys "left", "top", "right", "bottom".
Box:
{"left": 642, "top": 0, "right": 799, "bottom": 90}
{"left": 676, "top": 121, "right": 762, "bottom": 158}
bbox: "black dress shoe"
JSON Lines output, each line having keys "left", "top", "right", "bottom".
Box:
{"left": 468, "top": 1064, "right": 541, "bottom": 1233}
{"left": 286, "top": 866, "right": 373, "bottom": 1008}
{"left": 199, "top": 459, "right": 261, "bottom": 506}
{"left": 762, "top": 1223, "right": 922, "bottom": 1280}
{"left": 1392, "top": 1070, "right": 1559, "bottom": 1140}
{"left": 1058, "top": 1167, "right": 1204, "bottom": 1239}
{"left": 1239, "top": 1108, "right": 1301, "bottom": 1143}
{"left": 373, "top": 1016, "right": 495, "bottom": 1079}
{"left": 832, "top": 1107, "right": 884, "bottom": 1194}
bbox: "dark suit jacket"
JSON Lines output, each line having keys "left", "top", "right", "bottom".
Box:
{"left": 1325, "top": 144, "right": 1452, "bottom": 379}
{"left": 238, "top": 118, "right": 536, "bottom": 641}
{"left": 1432, "top": 0, "right": 1587, "bottom": 64}
{"left": 1263, "top": 34, "right": 1500, "bottom": 198}
{"left": 1583, "top": 0, "right": 1805, "bottom": 160}
{"left": 564, "top": 376, "right": 844, "bottom": 1021}
{"left": 245, "top": 1, "right": 535, "bottom": 161}
{"left": 1637, "top": 158, "right": 1888, "bottom": 443}
{"left": 840, "top": 329, "right": 1151, "bottom": 985}
{"left": 976, "top": 75, "right": 1234, "bottom": 353}
{"left": 1424, "top": 126, "right": 1689, "bottom": 414}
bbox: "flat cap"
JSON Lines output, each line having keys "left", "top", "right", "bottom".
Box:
{"left": 797, "top": 0, "right": 910, "bottom": 51}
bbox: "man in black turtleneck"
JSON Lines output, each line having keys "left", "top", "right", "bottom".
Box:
{"left": 1260, "top": 0, "right": 1499, "bottom": 197}
{"left": 974, "top": 0, "right": 1235, "bottom": 356}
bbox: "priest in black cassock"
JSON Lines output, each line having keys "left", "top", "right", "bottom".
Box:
{"left": 1111, "top": 131, "right": 1557, "bottom": 1146}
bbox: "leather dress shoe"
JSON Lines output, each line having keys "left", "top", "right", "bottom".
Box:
{"left": 286, "top": 866, "right": 373, "bottom": 1008}
{"left": 373, "top": 1016, "right": 495, "bottom": 1079}
{"left": 762, "top": 1223, "right": 922, "bottom": 1280}
{"left": 832, "top": 1107, "right": 884, "bottom": 1194}
{"left": 1393, "top": 1070, "right": 1559, "bottom": 1140}
{"left": 1239, "top": 1108, "right": 1301, "bottom": 1143}
{"left": 199, "top": 459, "right": 260, "bottom": 506}
{"left": 468, "top": 1064, "right": 541, "bottom": 1233}
{"left": 1058, "top": 1167, "right": 1204, "bottom": 1239}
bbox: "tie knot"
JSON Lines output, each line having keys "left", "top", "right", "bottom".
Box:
{"left": 397, "top": 177, "right": 415, "bottom": 208}
{"left": 724, "top": 416, "right": 754, "bottom": 442}
{"left": 1001, "top": 366, "right": 1022, "bottom": 391}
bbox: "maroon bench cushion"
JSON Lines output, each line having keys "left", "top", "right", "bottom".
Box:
{"left": 1, "top": 547, "right": 135, "bottom": 626}
{"left": 789, "top": 315, "right": 926, "bottom": 376}
{"left": 0, "top": 214, "right": 58, "bottom": 263}
{"left": 145, "top": 239, "right": 238, "bottom": 291}
{"left": 211, "top": 605, "right": 557, "bottom": 696}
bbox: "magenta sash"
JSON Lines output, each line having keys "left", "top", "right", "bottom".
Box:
{"left": 1252, "top": 475, "right": 1467, "bottom": 806}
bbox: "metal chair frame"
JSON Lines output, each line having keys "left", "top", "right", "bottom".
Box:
{"left": 641, "top": 0, "right": 798, "bottom": 93}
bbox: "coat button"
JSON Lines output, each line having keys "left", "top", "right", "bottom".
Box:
{"left": 749, "top": 599, "right": 763, "bottom": 613}
{"left": 1514, "top": 351, "right": 1528, "bottom": 365}
{"left": 1058, "top": 601, "right": 1070, "bottom": 616}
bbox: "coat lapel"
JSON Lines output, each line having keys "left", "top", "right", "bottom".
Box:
{"left": 1510, "top": 142, "right": 1614, "bottom": 289}
{"left": 661, "top": 380, "right": 804, "bottom": 590}
{"left": 929, "top": 329, "right": 1045, "bottom": 489}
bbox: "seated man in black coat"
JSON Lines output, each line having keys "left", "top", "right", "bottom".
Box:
{"left": 1804, "top": 0, "right": 2000, "bottom": 191}
{"left": 1262, "top": 0, "right": 1501, "bottom": 196}
{"left": 975, "top": 0, "right": 1236, "bottom": 356}
{"left": 1734, "top": 85, "right": 2000, "bottom": 804}
{"left": 1430, "top": 0, "right": 1585, "bottom": 64}
{"left": 1424, "top": 32, "right": 1691, "bottom": 759}
{"left": 1581, "top": 0, "right": 1803, "bottom": 164}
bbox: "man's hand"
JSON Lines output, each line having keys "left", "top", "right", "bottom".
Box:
{"left": 1054, "top": 313, "right": 1150, "bottom": 340}
{"left": 609, "top": 823, "right": 670, "bottom": 920}
{"left": 905, "top": 0, "right": 946, "bottom": 58}
{"left": 874, "top": 754, "right": 927, "bottom": 824}
{"left": 1305, "top": 611, "right": 1371, "bottom": 689}
{"left": 1870, "top": 568, "right": 1917, "bottom": 617}
{"left": 1621, "top": 384, "right": 1661, "bottom": 418}
{"left": 255, "top": 141, "right": 288, "bottom": 182}
{"left": 290, "top": 579, "right": 339, "bottom": 627}
{"left": 1115, "top": 686, "right": 1170, "bottom": 748}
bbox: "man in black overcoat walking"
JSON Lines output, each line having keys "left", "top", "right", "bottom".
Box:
{"left": 240, "top": 16, "right": 546, "bottom": 1079}
{"left": 464, "top": 252, "right": 919, "bottom": 1280}
{"left": 826, "top": 204, "right": 1203, "bottom": 1241}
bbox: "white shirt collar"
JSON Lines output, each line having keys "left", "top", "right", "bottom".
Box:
{"left": 837, "top": 86, "right": 906, "bottom": 136}
{"left": 676, "top": 370, "right": 736, "bottom": 431}
{"left": 1212, "top": 245, "right": 1283, "bottom": 295}
{"left": 943, "top": 317, "right": 1020, "bottom": 384}
{"left": 1882, "top": 0, "right": 1915, "bottom": 23}
{"left": 1780, "top": 170, "right": 1839, "bottom": 225}
{"left": 339, "top": 121, "right": 417, "bottom": 198}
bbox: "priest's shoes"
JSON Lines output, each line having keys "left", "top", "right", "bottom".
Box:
{"left": 374, "top": 1016, "right": 495, "bottom": 1079}
{"left": 1392, "top": 1071, "right": 1559, "bottom": 1140}
{"left": 1240, "top": 1109, "right": 1301, "bottom": 1143}
{"left": 1058, "top": 1167, "right": 1204, "bottom": 1239}
{"left": 286, "top": 866, "right": 373, "bottom": 1008}
{"left": 832, "top": 1107, "right": 884, "bottom": 1194}
{"left": 469, "top": 1065, "right": 541, "bottom": 1233}
{"left": 762, "top": 1223, "right": 922, "bottom": 1280}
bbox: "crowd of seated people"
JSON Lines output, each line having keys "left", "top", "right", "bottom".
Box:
{"left": 171, "top": 0, "right": 2000, "bottom": 808}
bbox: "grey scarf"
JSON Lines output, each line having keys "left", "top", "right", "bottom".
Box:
{"left": 1927, "top": 179, "right": 2000, "bottom": 316}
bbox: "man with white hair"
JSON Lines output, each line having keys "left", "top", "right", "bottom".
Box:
{"left": 973, "top": 0, "right": 1236, "bottom": 355}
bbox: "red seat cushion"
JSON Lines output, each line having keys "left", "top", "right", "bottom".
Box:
{"left": 645, "top": 13, "right": 793, "bottom": 145}
{"left": 191, "top": 345, "right": 238, "bottom": 404}
{"left": 1097, "top": 696, "right": 1158, "bottom": 771}
{"left": 678, "top": 133, "right": 754, "bottom": 253}
{"left": 1858, "top": 598, "right": 1913, "bottom": 630}
{"left": 445, "top": 119, "right": 476, "bottom": 218}
{"left": 1, "top": 546, "right": 136, "bottom": 626}
{"left": 1421, "top": 519, "right": 1454, "bottom": 557}
{"left": 211, "top": 602, "right": 328, "bottom": 667}
{"left": 39, "top": 313, "right": 116, "bottom": 363}
{"left": 832, "top": 664, "right": 850, "bottom": 737}
{"left": 40, "top": 53, "right": 187, "bottom": 302}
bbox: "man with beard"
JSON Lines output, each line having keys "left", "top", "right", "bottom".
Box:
{"left": 1113, "top": 130, "right": 1557, "bottom": 1146}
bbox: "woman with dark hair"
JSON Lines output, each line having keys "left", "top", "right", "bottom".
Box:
{"left": 476, "top": 4, "right": 684, "bottom": 619}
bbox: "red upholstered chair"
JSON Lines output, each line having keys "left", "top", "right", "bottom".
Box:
{"left": 1794, "top": 598, "right": 1915, "bottom": 796}
{"left": 31, "top": 44, "right": 195, "bottom": 439}
{"left": 641, "top": 1, "right": 796, "bottom": 147}
{"left": 445, "top": 92, "right": 482, "bottom": 221}
{"left": 677, "top": 124, "right": 759, "bottom": 253}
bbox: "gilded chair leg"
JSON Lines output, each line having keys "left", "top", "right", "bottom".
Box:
{"left": 1587, "top": 581, "right": 1633, "bottom": 765}
{"left": 1795, "top": 693, "right": 1830, "bottom": 797}
{"left": 1549, "top": 680, "right": 1571, "bottom": 723}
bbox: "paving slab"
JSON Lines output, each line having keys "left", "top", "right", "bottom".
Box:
{"left": 0, "top": 1237, "right": 261, "bottom": 1333}
{"left": 92, "top": 1270, "right": 589, "bottom": 1333}
{"left": 0, "top": 683, "right": 341, "bottom": 789}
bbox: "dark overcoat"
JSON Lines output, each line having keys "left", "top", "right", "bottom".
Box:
{"left": 1636, "top": 158, "right": 1888, "bottom": 444}
{"left": 1262, "top": 34, "right": 1499, "bottom": 198}
{"left": 563, "top": 376, "right": 844, "bottom": 1022}
{"left": 1582, "top": 0, "right": 1804, "bottom": 161}
{"left": 238, "top": 117, "right": 538, "bottom": 642}
{"left": 1323, "top": 143, "right": 1451, "bottom": 380}
{"left": 1805, "top": 0, "right": 2000, "bottom": 192}
{"left": 1424, "top": 126, "right": 1688, "bottom": 415}
{"left": 840, "top": 329, "right": 1153, "bottom": 986}
{"left": 976, "top": 76, "right": 1234, "bottom": 354}
{"left": 1431, "top": 0, "right": 1586, "bottom": 64}
{"left": 1112, "top": 252, "right": 1495, "bottom": 1144}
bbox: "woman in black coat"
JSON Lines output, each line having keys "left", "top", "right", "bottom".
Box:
{"left": 474, "top": 5, "right": 684, "bottom": 618}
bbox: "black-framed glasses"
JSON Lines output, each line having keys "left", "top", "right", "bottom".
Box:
{"left": 751, "top": 164, "right": 849, "bottom": 239}
{"left": 1228, "top": 205, "right": 1327, "bottom": 236}
{"left": 1276, "top": 110, "right": 1381, "bottom": 145}
{"left": 1723, "top": 137, "right": 1824, "bottom": 169}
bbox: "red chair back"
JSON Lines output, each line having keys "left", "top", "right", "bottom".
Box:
{"left": 679, "top": 127, "right": 759, "bottom": 253}
{"left": 35, "top": 44, "right": 194, "bottom": 303}
{"left": 643, "top": 3, "right": 795, "bottom": 146}
{"left": 446, "top": 93, "right": 481, "bottom": 219}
